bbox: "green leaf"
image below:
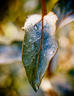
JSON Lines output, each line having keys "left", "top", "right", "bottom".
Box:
{"left": 22, "top": 13, "right": 58, "bottom": 91}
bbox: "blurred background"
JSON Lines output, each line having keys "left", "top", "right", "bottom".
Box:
{"left": 0, "top": 0, "right": 74, "bottom": 96}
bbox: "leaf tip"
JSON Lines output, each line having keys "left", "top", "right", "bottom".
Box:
{"left": 31, "top": 80, "right": 40, "bottom": 92}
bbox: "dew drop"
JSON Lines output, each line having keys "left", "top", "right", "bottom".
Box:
{"left": 29, "top": 39, "right": 32, "bottom": 42}
{"left": 49, "top": 51, "right": 53, "bottom": 55}
{"left": 32, "top": 45, "right": 34, "bottom": 50}
{"left": 31, "top": 34, "right": 36, "bottom": 38}
{"left": 34, "top": 25, "right": 38, "bottom": 31}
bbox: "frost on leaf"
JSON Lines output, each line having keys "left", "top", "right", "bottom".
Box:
{"left": 22, "top": 12, "right": 58, "bottom": 91}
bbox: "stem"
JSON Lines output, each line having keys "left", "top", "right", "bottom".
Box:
{"left": 40, "top": 0, "right": 47, "bottom": 51}
{"left": 41, "top": 0, "right": 47, "bottom": 16}
{"left": 37, "top": 0, "right": 47, "bottom": 68}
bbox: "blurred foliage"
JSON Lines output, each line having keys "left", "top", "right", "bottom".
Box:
{"left": 55, "top": 21, "right": 74, "bottom": 73}
{"left": 0, "top": 0, "right": 74, "bottom": 96}
{"left": 47, "top": 0, "right": 58, "bottom": 12}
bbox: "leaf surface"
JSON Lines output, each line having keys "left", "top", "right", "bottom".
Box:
{"left": 22, "top": 13, "right": 58, "bottom": 91}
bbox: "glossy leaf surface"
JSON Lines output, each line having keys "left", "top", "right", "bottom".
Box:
{"left": 22, "top": 12, "right": 58, "bottom": 91}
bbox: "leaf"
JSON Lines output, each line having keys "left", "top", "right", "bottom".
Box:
{"left": 22, "top": 12, "right": 58, "bottom": 91}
